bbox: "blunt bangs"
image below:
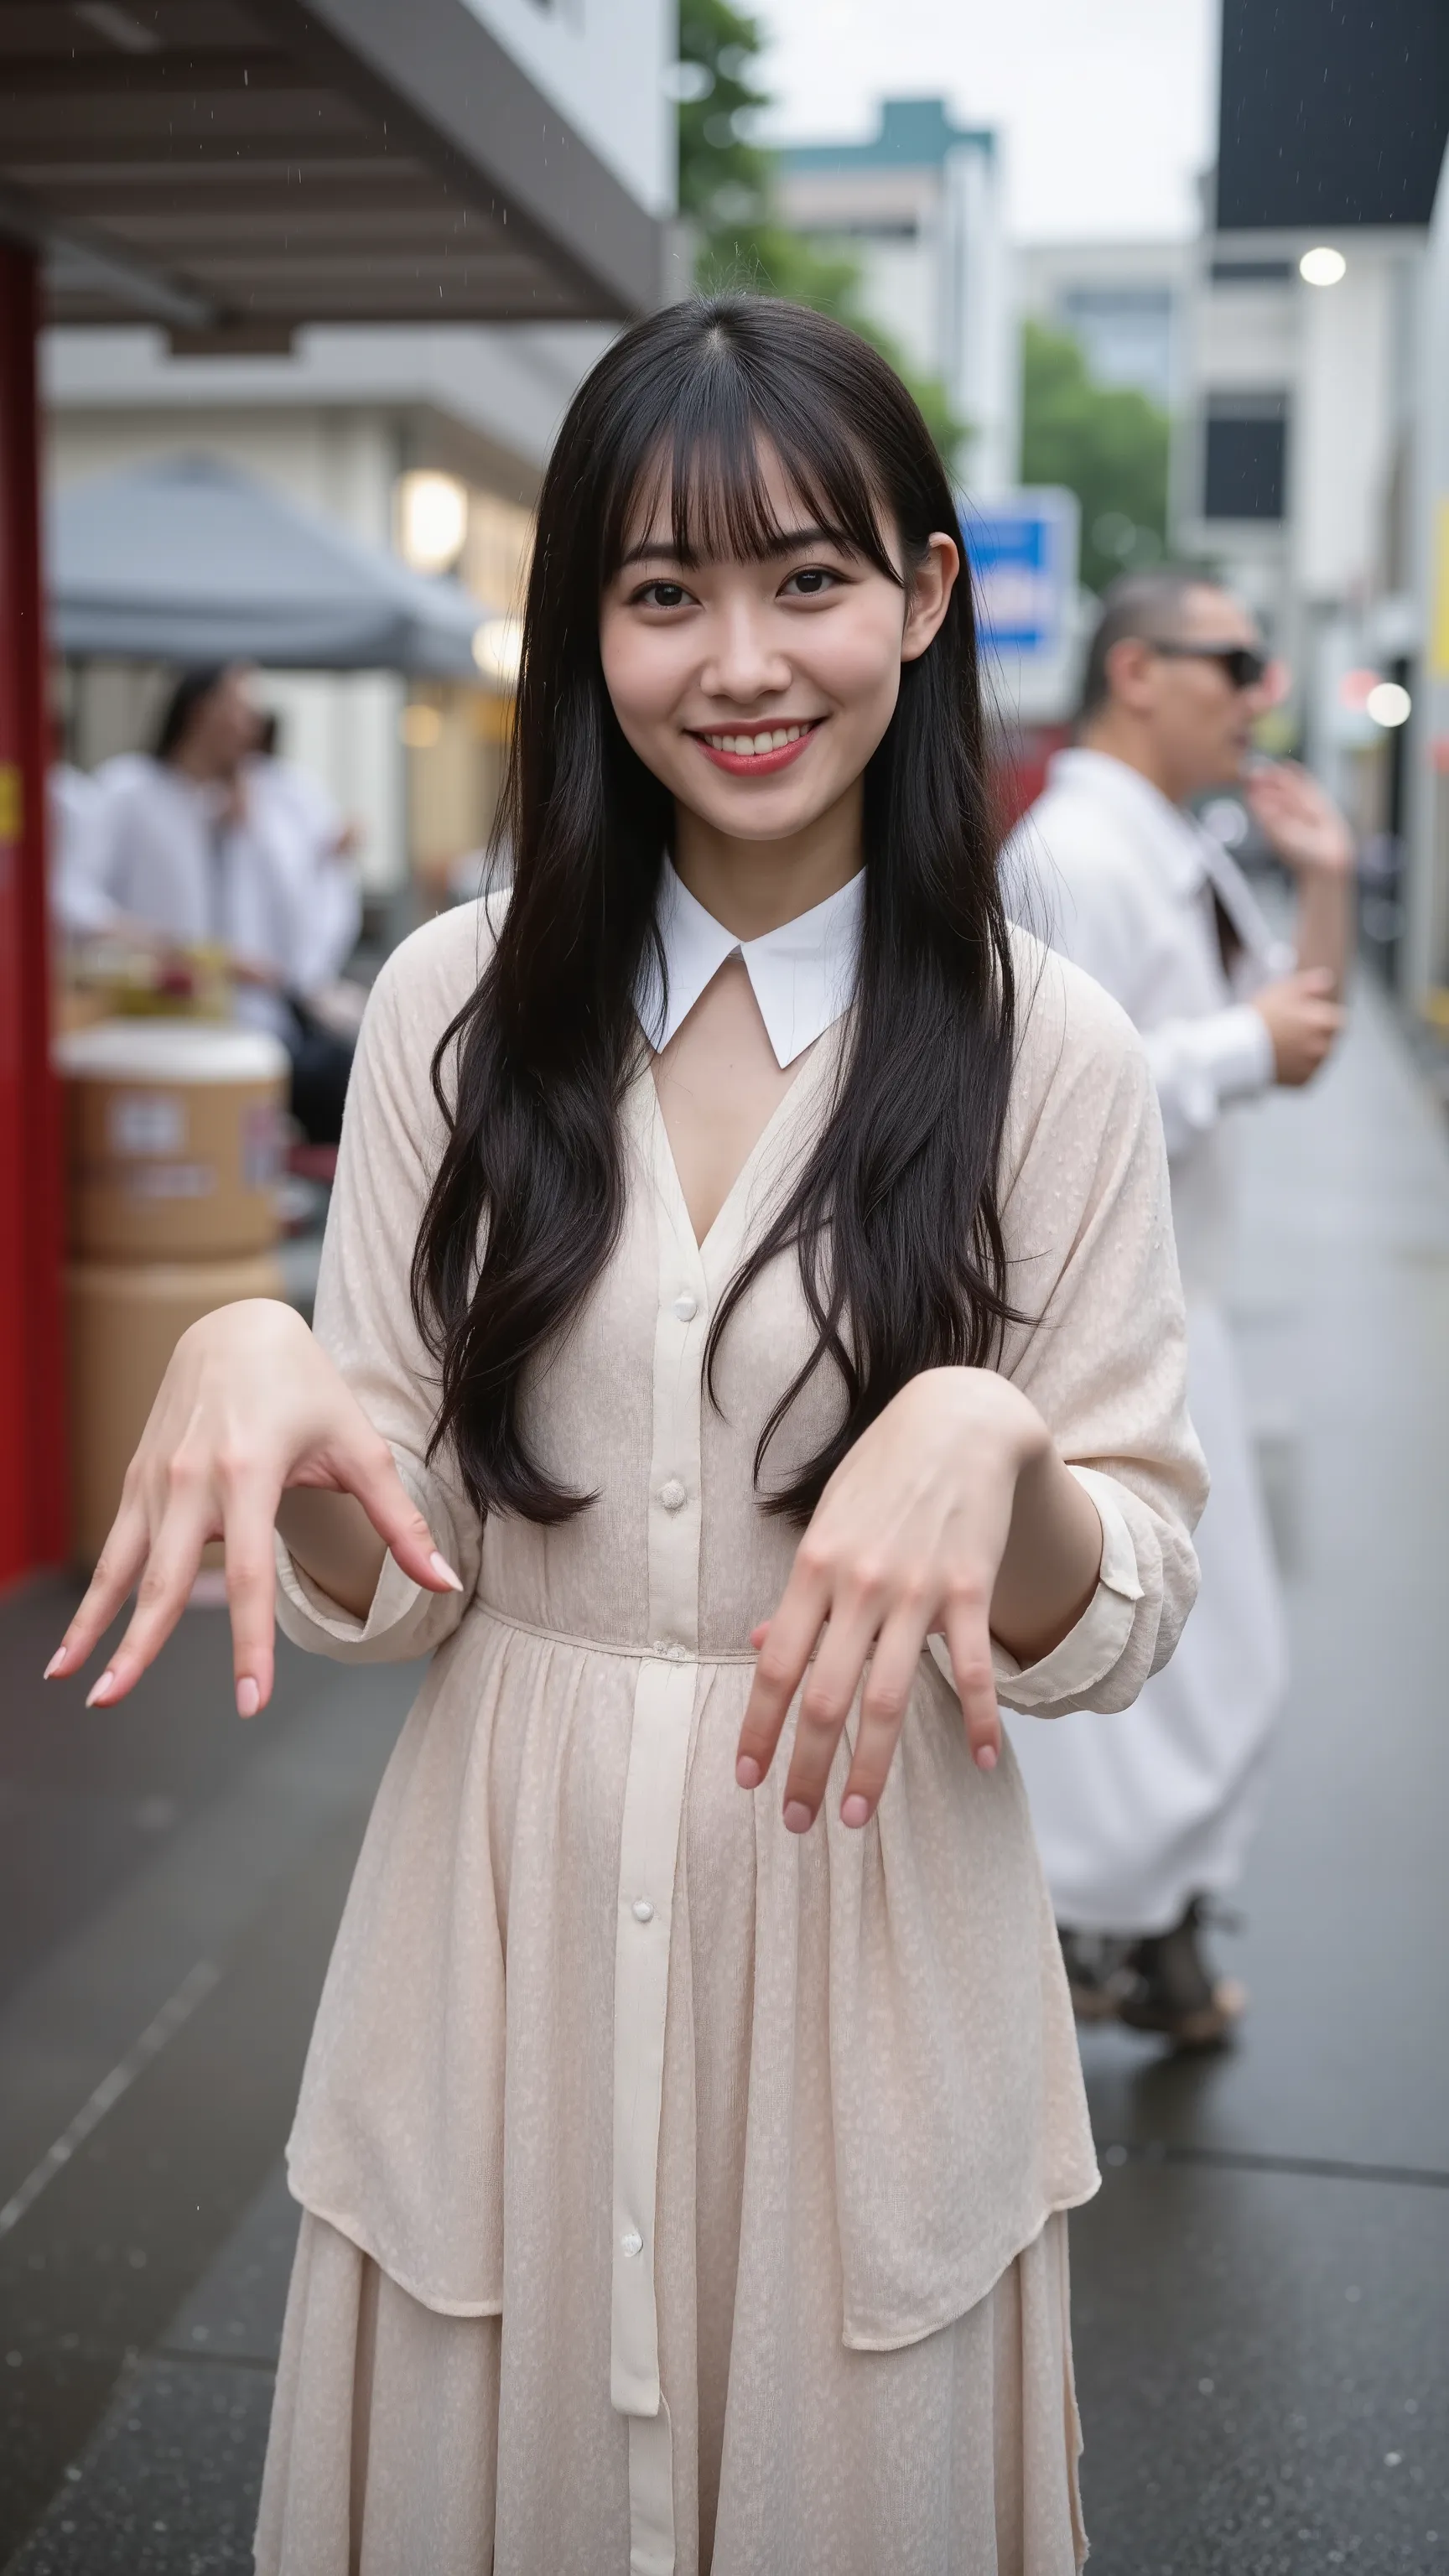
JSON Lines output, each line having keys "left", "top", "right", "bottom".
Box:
{"left": 596, "top": 324, "right": 905, "bottom": 591}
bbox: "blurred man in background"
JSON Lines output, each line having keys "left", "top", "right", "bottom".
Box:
{"left": 1006, "top": 569, "right": 1353, "bottom": 2046}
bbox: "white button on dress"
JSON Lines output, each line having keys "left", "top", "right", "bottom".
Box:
{"left": 672, "top": 1289, "right": 698, "bottom": 1322}
{"left": 658, "top": 1478, "right": 686, "bottom": 1513}
{"left": 631, "top": 1898, "right": 655, "bottom": 1924}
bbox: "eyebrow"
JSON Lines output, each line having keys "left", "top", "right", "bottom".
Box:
{"left": 616, "top": 523, "right": 851, "bottom": 571}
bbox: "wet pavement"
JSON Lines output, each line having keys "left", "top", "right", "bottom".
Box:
{"left": 1, "top": 976, "right": 1446, "bottom": 2573}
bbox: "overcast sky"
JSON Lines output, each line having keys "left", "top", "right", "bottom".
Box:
{"left": 756, "top": 0, "right": 1218, "bottom": 244}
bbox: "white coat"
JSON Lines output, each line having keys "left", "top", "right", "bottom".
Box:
{"left": 1004, "top": 746, "right": 1291, "bottom": 1935}
{"left": 54, "top": 754, "right": 356, "bottom": 1042}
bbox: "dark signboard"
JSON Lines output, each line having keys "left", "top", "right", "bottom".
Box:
{"left": 1218, "top": 0, "right": 1449, "bottom": 230}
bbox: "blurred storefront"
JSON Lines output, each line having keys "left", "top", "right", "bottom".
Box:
{"left": 44, "top": 330, "right": 574, "bottom": 906}
{"left": 1173, "top": 0, "right": 1449, "bottom": 1008}
{"left": 0, "top": 0, "right": 668, "bottom": 1587}
{"left": 779, "top": 97, "right": 1016, "bottom": 499}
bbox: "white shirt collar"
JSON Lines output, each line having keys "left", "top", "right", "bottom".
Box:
{"left": 1045, "top": 745, "right": 1289, "bottom": 969}
{"left": 1047, "top": 746, "right": 1212, "bottom": 898}
{"left": 636, "top": 862, "right": 865, "bottom": 1067}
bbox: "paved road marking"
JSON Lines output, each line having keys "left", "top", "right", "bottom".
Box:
{"left": 1099, "top": 2137, "right": 1449, "bottom": 2190}
{"left": 0, "top": 1960, "right": 221, "bottom": 2241}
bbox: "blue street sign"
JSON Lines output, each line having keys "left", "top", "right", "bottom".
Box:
{"left": 958, "top": 490, "right": 1079, "bottom": 664}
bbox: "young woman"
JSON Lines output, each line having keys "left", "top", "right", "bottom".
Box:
{"left": 49, "top": 299, "right": 1205, "bottom": 2573}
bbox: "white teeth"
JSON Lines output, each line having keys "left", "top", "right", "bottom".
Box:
{"left": 704, "top": 722, "right": 809, "bottom": 754}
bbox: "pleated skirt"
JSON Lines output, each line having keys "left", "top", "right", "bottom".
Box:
{"left": 254, "top": 2206, "right": 1086, "bottom": 2576}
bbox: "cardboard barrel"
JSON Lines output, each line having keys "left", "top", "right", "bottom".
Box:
{"left": 65, "top": 1254, "right": 287, "bottom": 1567}
{"left": 57, "top": 1021, "right": 289, "bottom": 1262}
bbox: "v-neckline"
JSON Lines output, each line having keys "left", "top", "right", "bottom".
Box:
{"left": 642, "top": 1026, "right": 838, "bottom": 1270}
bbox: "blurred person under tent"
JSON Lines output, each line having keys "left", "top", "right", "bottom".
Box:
{"left": 53, "top": 665, "right": 363, "bottom": 1144}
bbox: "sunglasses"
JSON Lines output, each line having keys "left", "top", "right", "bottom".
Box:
{"left": 1149, "top": 640, "right": 1269, "bottom": 691}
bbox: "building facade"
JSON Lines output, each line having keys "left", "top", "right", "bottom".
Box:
{"left": 1173, "top": 0, "right": 1449, "bottom": 1005}
{"left": 1016, "top": 239, "right": 1190, "bottom": 413}
{"left": 778, "top": 98, "right": 1015, "bottom": 497}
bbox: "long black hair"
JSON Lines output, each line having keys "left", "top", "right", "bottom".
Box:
{"left": 153, "top": 665, "right": 231, "bottom": 761}
{"left": 413, "top": 295, "right": 1017, "bottom": 1526}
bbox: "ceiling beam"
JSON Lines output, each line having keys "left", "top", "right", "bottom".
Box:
{"left": 0, "top": 177, "right": 215, "bottom": 325}
{"left": 0, "top": 52, "right": 308, "bottom": 97}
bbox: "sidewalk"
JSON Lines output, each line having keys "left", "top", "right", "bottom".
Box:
{"left": 1, "top": 977, "right": 1446, "bottom": 2573}
{"left": 1071, "top": 974, "right": 1449, "bottom": 2570}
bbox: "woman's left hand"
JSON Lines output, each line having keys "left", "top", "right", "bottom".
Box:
{"left": 735, "top": 1368, "right": 1096, "bottom": 1834}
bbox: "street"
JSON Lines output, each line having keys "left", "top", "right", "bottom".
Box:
{"left": 1, "top": 974, "right": 1446, "bottom": 2574}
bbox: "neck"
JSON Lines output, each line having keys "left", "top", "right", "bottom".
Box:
{"left": 1078, "top": 709, "right": 1188, "bottom": 809}
{"left": 168, "top": 745, "right": 223, "bottom": 786}
{"left": 671, "top": 778, "right": 863, "bottom": 940}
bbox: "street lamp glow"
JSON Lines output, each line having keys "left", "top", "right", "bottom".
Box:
{"left": 1365, "top": 680, "right": 1411, "bottom": 729}
{"left": 1300, "top": 246, "right": 1347, "bottom": 288}
{"left": 473, "top": 615, "right": 523, "bottom": 687}
{"left": 398, "top": 471, "right": 468, "bottom": 573}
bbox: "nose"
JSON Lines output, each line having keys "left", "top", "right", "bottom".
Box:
{"left": 700, "top": 598, "right": 791, "bottom": 707}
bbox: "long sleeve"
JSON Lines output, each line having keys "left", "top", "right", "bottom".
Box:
{"left": 273, "top": 907, "right": 494, "bottom": 1663}
{"left": 980, "top": 936, "right": 1208, "bottom": 1719}
{"left": 50, "top": 768, "right": 123, "bottom": 938}
{"left": 1140, "top": 1006, "right": 1275, "bottom": 1156}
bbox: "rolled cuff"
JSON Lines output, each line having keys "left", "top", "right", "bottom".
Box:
{"left": 1204, "top": 1002, "right": 1276, "bottom": 1105}
{"left": 966, "top": 1467, "right": 1144, "bottom": 1715}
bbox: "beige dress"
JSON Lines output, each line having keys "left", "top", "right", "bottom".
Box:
{"left": 255, "top": 901, "right": 1206, "bottom": 2576}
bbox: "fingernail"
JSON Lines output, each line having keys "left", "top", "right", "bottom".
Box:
{"left": 236, "top": 1676, "right": 261, "bottom": 1719}
{"left": 429, "top": 1551, "right": 465, "bottom": 1593}
{"left": 44, "top": 1649, "right": 67, "bottom": 1680}
{"left": 782, "top": 1800, "right": 813, "bottom": 1834}
{"left": 974, "top": 1744, "right": 998, "bottom": 1772}
{"left": 735, "top": 1755, "right": 761, "bottom": 1790}
{"left": 86, "top": 1669, "right": 117, "bottom": 1708}
{"left": 841, "top": 1793, "right": 870, "bottom": 1828}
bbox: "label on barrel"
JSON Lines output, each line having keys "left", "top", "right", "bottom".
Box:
{"left": 109, "top": 1093, "right": 187, "bottom": 1156}
{"left": 243, "top": 1103, "right": 284, "bottom": 1191}
{"left": 125, "top": 1163, "right": 216, "bottom": 1201}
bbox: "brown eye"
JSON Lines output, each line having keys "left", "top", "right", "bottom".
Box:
{"left": 782, "top": 566, "right": 837, "bottom": 597}
{"left": 638, "top": 581, "right": 688, "bottom": 609}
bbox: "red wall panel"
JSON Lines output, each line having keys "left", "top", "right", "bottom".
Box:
{"left": 0, "top": 241, "right": 66, "bottom": 1585}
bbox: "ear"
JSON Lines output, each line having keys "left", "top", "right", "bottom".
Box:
{"left": 901, "top": 532, "right": 959, "bottom": 663}
{"left": 1104, "top": 633, "right": 1160, "bottom": 713}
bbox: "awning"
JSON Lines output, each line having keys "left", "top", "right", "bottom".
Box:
{"left": 49, "top": 453, "right": 486, "bottom": 673}
{"left": 0, "top": 0, "right": 661, "bottom": 341}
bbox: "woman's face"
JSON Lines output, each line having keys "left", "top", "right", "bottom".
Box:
{"left": 182, "top": 667, "right": 258, "bottom": 776}
{"left": 599, "top": 444, "right": 958, "bottom": 848}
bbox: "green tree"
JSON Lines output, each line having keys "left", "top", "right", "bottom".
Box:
{"left": 1019, "top": 320, "right": 1171, "bottom": 598}
{"left": 675, "top": 0, "right": 965, "bottom": 470}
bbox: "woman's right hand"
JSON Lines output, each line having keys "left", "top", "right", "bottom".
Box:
{"left": 44, "top": 1299, "right": 461, "bottom": 1718}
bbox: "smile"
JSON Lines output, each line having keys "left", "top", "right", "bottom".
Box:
{"left": 692, "top": 719, "right": 823, "bottom": 776}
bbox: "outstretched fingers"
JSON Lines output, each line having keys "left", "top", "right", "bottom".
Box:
{"left": 84, "top": 1481, "right": 217, "bottom": 1706}
{"left": 344, "top": 1435, "right": 463, "bottom": 1593}
{"left": 44, "top": 1499, "right": 149, "bottom": 1685}
{"left": 736, "top": 1554, "right": 831, "bottom": 1810}
{"left": 836, "top": 1605, "right": 930, "bottom": 1826}
{"left": 941, "top": 1587, "right": 1002, "bottom": 1772}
